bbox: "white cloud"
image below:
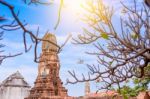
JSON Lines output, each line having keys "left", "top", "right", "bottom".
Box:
{"left": 57, "top": 34, "right": 72, "bottom": 45}
{"left": 3, "top": 39, "right": 24, "bottom": 51}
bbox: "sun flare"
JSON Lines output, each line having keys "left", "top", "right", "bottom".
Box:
{"left": 63, "top": 0, "right": 86, "bottom": 14}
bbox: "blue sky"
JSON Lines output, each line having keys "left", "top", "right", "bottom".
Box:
{"left": 0, "top": 0, "right": 144, "bottom": 97}
{"left": 0, "top": 0, "right": 98, "bottom": 96}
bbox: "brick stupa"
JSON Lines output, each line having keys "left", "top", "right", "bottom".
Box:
{"left": 25, "top": 33, "right": 69, "bottom": 99}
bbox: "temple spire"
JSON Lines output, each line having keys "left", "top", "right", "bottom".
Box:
{"left": 85, "top": 81, "right": 90, "bottom": 96}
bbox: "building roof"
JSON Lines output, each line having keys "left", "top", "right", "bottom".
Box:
{"left": 0, "top": 71, "right": 30, "bottom": 88}
{"left": 86, "top": 90, "right": 118, "bottom": 98}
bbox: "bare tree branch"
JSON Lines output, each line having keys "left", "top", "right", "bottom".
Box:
{"left": 0, "top": 0, "right": 68, "bottom": 63}
{"left": 67, "top": 0, "right": 150, "bottom": 90}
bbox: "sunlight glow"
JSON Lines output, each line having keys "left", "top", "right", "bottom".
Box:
{"left": 64, "top": 0, "right": 85, "bottom": 12}
{"left": 58, "top": 0, "right": 87, "bottom": 23}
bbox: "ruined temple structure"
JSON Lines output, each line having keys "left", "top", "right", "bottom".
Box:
{"left": 1, "top": 33, "right": 150, "bottom": 99}
{"left": 25, "top": 33, "right": 72, "bottom": 99}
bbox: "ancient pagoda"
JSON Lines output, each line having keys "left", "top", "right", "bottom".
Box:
{"left": 25, "top": 33, "right": 68, "bottom": 99}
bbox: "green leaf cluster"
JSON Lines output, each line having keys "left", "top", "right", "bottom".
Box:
{"left": 117, "top": 64, "right": 150, "bottom": 98}
{"left": 101, "top": 33, "right": 109, "bottom": 40}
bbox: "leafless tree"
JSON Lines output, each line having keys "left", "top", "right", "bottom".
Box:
{"left": 0, "top": 0, "right": 69, "bottom": 64}
{"left": 67, "top": 0, "right": 150, "bottom": 91}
